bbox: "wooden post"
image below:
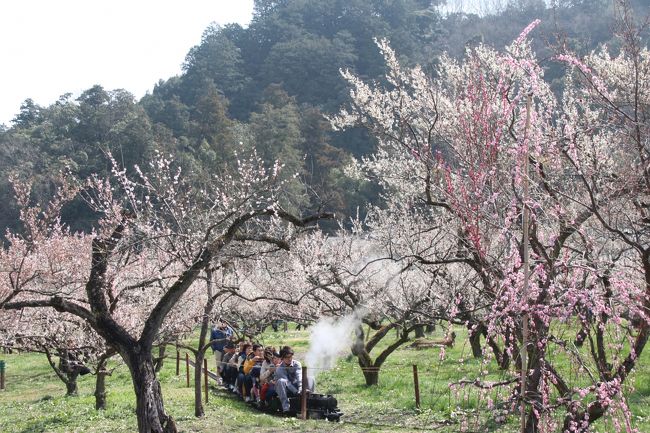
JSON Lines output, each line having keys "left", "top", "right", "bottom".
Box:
{"left": 520, "top": 94, "right": 532, "bottom": 433}
{"left": 204, "top": 358, "right": 209, "bottom": 403}
{"left": 412, "top": 364, "right": 421, "bottom": 409}
{"left": 176, "top": 350, "right": 180, "bottom": 376}
{"left": 300, "top": 366, "right": 308, "bottom": 420}
{"left": 185, "top": 352, "right": 190, "bottom": 387}
{"left": 0, "top": 360, "right": 5, "bottom": 390}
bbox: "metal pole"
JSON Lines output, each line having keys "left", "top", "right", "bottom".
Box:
{"left": 176, "top": 350, "right": 180, "bottom": 376}
{"left": 412, "top": 364, "right": 421, "bottom": 409}
{"left": 301, "top": 366, "right": 308, "bottom": 420}
{"left": 185, "top": 353, "right": 190, "bottom": 388}
{"left": 520, "top": 94, "right": 532, "bottom": 433}
{"left": 204, "top": 358, "right": 209, "bottom": 404}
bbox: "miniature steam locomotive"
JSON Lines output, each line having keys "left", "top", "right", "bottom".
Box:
{"left": 258, "top": 392, "right": 343, "bottom": 421}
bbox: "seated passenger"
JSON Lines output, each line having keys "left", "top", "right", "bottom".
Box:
{"left": 274, "top": 346, "right": 315, "bottom": 413}
{"left": 242, "top": 344, "right": 264, "bottom": 402}
{"left": 260, "top": 350, "right": 281, "bottom": 403}
{"left": 234, "top": 343, "right": 252, "bottom": 396}
{"left": 220, "top": 342, "right": 238, "bottom": 389}
{"left": 259, "top": 347, "right": 276, "bottom": 382}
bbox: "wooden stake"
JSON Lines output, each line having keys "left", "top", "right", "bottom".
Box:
{"left": 185, "top": 352, "right": 190, "bottom": 387}
{"left": 204, "top": 358, "right": 209, "bottom": 403}
{"left": 0, "top": 360, "right": 5, "bottom": 390}
{"left": 412, "top": 364, "right": 421, "bottom": 409}
{"left": 176, "top": 350, "right": 180, "bottom": 376}
{"left": 300, "top": 366, "right": 308, "bottom": 420}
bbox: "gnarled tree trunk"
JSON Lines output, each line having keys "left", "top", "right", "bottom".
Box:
{"left": 360, "top": 364, "right": 379, "bottom": 386}
{"left": 65, "top": 373, "right": 79, "bottom": 396}
{"left": 352, "top": 323, "right": 413, "bottom": 386}
{"left": 44, "top": 349, "right": 79, "bottom": 396}
{"left": 122, "top": 345, "right": 177, "bottom": 433}
{"left": 468, "top": 323, "right": 484, "bottom": 359}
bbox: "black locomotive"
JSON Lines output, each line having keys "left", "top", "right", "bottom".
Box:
{"left": 256, "top": 392, "right": 343, "bottom": 421}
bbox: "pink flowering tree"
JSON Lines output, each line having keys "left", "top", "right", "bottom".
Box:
{"left": 332, "top": 15, "right": 648, "bottom": 432}
{"left": 550, "top": 4, "right": 650, "bottom": 429}
{"left": 0, "top": 148, "right": 332, "bottom": 433}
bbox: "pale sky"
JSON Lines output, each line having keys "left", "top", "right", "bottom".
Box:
{"left": 0, "top": 0, "right": 254, "bottom": 126}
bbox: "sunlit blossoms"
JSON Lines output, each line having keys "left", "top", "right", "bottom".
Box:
{"left": 0, "top": 144, "right": 331, "bottom": 433}
{"left": 331, "top": 18, "right": 650, "bottom": 433}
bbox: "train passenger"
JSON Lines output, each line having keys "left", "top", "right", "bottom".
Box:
{"left": 259, "top": 347, "right": 276, "bottom": 380}
{"left": 220, "top": 342, "right": 238, "bottom": 389}
{"left": 234, "top": 343, "right": 252, "bottom": 396}
{"left": 260, "top": 350, "right": 282, "bottom": 403}
{"left": 275, "top": 346, "right": 314, "bottom": 412}
{"left": 241, "top": 344, "right": 265, "bottom": 401}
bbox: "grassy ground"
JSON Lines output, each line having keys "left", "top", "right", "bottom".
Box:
{"left": 0, "top": 326, "right": 648, "bottom": 432}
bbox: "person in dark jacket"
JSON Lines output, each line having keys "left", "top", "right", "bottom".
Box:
{"left": 220, "top": 342, "right": 238, "bottom": 389}
{"left": 210, "top": 321, "right": 233, "bottom": 374}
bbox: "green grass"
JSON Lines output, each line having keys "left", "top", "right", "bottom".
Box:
{"left": 0, "top": 325, "right": 648, "bottom": 432}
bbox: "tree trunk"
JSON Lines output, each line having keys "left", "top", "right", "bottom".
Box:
{"left": 522, "top": 317, "right": 548, "bottom": 433}
{"left": 524, "top": 365, "right": 543, "bottom": 433}
{"left": 95, "top": 357, "right": 109, "bottom": 410}
{"left": 486, "top": 330, "right": 510, "bottom": 370}
{"left": 362, "top": 368, "right": 379, "bottom": 386}
{"left": 45, "top": 350, "right": 79, "bottom": 397}
{"left": 353, "top": 345, "right": 380, "bottom": 386}
{"left": 65, "top": 373, "right": 79, "bottom": 396}
{"left": 154, "top": 345, "right": 166, "bottom": 373}
{"left": 468, "top": 323, "right": 484, "bottom": 359}
{"left": 193, "top": 268, "right": 213, "bottom": 418}
{"left": 425, "top": 324, "right": 435, "bottom": 333}
{"left": 194, "top": 351, "right": 205, "bottom": 417}
{"left": 469, "top": 332, "right": 482, "bottom": 358}
{"left": 414, "top": 325, "right": 425, "bottom": 338}
{"left": 124, "top": 347, "right": 177, "bottom": 433}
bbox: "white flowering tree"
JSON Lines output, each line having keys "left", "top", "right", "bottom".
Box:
{"left": 259, "top": 225, "right": 441, "bottom": 386}
{"left": 0, "top": 149, "right": 332, "bottom": 433}
{"left": 331, "top": 13, "right": 649, "bottom": 432}
{"left": 0, "top": 178, "right": 206, "bottom": 410}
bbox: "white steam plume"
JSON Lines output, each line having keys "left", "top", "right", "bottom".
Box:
{"left": 305, "top": 310, "right": 365, "bottom": 378}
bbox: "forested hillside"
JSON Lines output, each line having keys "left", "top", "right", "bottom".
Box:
{"left": 0, "top": 0, "right": 641, "bottom": 236}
